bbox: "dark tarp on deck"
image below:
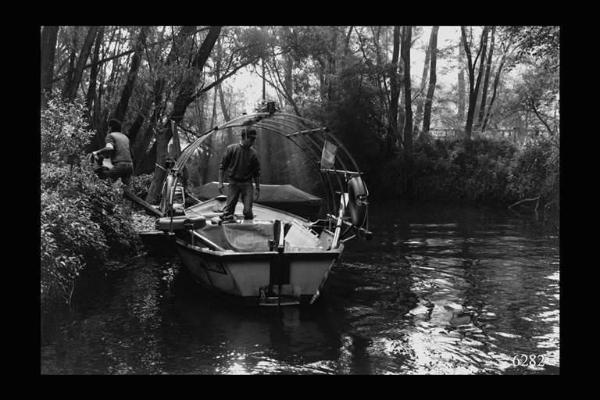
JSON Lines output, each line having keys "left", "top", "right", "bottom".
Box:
{"left": 193, "top": 182, "right": 322, "bottom": 218}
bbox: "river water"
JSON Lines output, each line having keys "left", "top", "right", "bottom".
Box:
{"left": 40, "top": 201, "right": 560, "bottom": 375}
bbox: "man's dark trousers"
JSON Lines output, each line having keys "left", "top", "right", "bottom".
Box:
{"left": 222, "top": 181, "right": 254, "bottom": 220}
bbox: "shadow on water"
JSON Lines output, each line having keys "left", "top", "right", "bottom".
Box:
{"left": 41, "top": 200, "right": 559, "bottom": 375}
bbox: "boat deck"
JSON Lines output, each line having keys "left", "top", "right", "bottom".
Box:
{"left": 183, "top": 197, "right": 333, "bottom": 253}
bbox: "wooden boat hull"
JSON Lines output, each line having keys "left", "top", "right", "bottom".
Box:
{"left": 174, "top": 237, "right": 343, "bottom": 306}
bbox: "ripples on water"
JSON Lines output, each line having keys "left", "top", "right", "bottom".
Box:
{"left": 41, "top": 201, "right": 559, "bottom": 375}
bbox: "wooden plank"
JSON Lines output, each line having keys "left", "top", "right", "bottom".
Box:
{"left": 123, "top": 189, "right": 164, "bottom": 217}
{"left": 191, "top": 230, "right": 226, "bottom": 251}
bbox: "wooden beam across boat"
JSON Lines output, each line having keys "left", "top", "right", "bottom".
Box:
{"left": 191, "top": 230, "right": 226, "bottom": 251}
{"left": 124, "top": 189, "right": 164, "bottom": 217}
{"left": 320, "top": 168, "right": 362, "bottom": 177}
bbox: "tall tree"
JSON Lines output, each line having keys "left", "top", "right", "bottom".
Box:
{"left": 482, "top": 31, "right": 515, "bottom": 132}
{"left": 113, "top": 26, "right": 149, "bottom": 123}
{"left": 388, "top": 26, "right": 401, "bottom": 151}
{"left": 85, "top": 27, "right": 104, "bottom": 125}
{"left": 260, "top": 27, "right": 302, "bottom": 115}
{"left": 62, "top": 27, "right": 79, "bottom": 100}
{"left": 133, "top": 26, "right": 197, "bottom": 174}
{"left": 401, "top": 26, "right": 415, "bottom": 198}
{"left": 413, "top": 28, "right": 432, "bottom": 134}
{"left": 401, "top": 26, "right": 413, "bottom": 153}
{"left": 63, "top": 26, "right": 99, "bottom": 102}
{"left": 218, "top": 85, "right": 231, "bottom": 122}
{"left": 146, "top": 26, "right": 222, "bottom": 204}
{"left": 477, "top": 26, "right": 495, "bottom": 130}
{"left": 215, "top": 36, "right": 231, "bottom": 122}
{"left": 457, "top": 37, "right": 466, "bottom": 126}
{"left": 421, "top": 26, "right": 439, "bottom": 136}
{"left": 40, "top": 26, "right": 59, "bottom": 108}
{"left": 462, "top": 26, "right": 489, "bottom": 139}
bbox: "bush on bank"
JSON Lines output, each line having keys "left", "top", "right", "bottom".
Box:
{"left": 411, "top": 137, "right": 518, "bottom": 204}
{"left": 373, "top": 135, "right": 559, "bottom": 215}
{"left": 41, "top": 96, "right": 141, "bottom": 307}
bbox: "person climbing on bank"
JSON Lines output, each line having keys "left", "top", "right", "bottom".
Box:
{"left": 218, "top": 127, "right": 261, "bottom": 222}
{"left": 92, "top": 118, "right": 134, "bottom": 186}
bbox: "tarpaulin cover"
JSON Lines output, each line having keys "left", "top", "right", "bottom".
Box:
{"left": 197, "top": 220, "right": 325, "bottom": 253}
{"left": 201, "top": 222, "right": 274, "bottom": 252}
{"left": 194, "top": 182, "right": 321, "bottom": 205}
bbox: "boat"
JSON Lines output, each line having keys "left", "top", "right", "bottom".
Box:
{"left": 140, "top": 103, "right": 371, "bottom": 306}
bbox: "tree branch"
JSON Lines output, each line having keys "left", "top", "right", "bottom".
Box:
{"left": 51, "top": 27, "right": 209, "bottom": 84}
{"left": 190, "top": 56, "right": 259, "bottom": 101}
{"left": 508, "top": 196, "right": 540, "bottom": 210}
{"left": 529, "top": 98, "right": 555, "bottom": 136}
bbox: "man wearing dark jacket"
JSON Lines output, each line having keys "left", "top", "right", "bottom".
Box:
{"left": 92, "top": 119, "right": 133, "bottom": 185}
{"left": 218, "top": 127, "right": 261, "bottom": 221}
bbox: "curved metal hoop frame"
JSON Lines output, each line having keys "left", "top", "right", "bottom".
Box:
{"left": 164, "top": 112, "right": 369, "bottom": 231}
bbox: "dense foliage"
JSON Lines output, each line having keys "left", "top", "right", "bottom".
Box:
{"left": 412, "top": 138, "right": 517, "bottom": 203}
{"left": 41, "top": 92, "right": 94, "bottom": 166}
{"left": 41, "top": 95, "right": 140, "bottom": 306}
{"left": 506, "top": 136, "right": 559, "bottom": 212}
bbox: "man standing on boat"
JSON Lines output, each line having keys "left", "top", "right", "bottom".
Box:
{"left": 218, "top": 127, "right": 261, "bottom": 221}
{"left": 91, "top": 118, "right": 134, "bottom": 186}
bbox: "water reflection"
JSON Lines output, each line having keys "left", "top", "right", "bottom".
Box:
{"left": 161, "top": 274, "right": 343, "bottom": 374}
{"left": 41, "top": 201, "right": 559, "bottom": 374}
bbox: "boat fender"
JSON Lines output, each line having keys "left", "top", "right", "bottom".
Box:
{"left": 157, "top": 215, "right": 206, "bottom": 231}
{"left": 347, "top": 176, "right": 368, "bottom": 227}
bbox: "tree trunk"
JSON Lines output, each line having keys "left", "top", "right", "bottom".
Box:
{"left": 262, "top": 57, "right": 266, "bottom": 102}
{"left": 457, "top": 36, "right": 466, "bottom": 126}
{"left": 134, "top": 26, "right": 196, "bottom": 176}
{"left": 93, "top": 27, "right": 116, "bottom": 139}
{"left": 113, "top": 26, "right": 149, "bottom": 123}
{"left": 327, "top": 27, "right": 339, "bottom": 102}
{"left": 62, "top": 27, "right": 79, "bottom": 99}
{"left": 284, "top": 52, "right": 294, "bottom": 111}
{"left": 477, "top": 26, "right": 495, "bottom": 131}
{"left": 127, "top": 94, "right": 153, "bottom": 154}
{"left": 463, "top": 26, "right": 489, "bottom": 140}
{"left": 133, "top": 76, "right": 167, "bottom": 175}
{"left": 63, "top": 26, "right": 98, "bottom": 102}
{"left": 146, "top": 26, "right": 222, "bottom": 204}
{"left": 85, "top": 27, "right": 104, "bottom": 123}
{"left": 421, "top": 26, "right": 439, "bottom": 137}
{"left": 83, "top": 28, "right": 105, "bottom": 153}
{"left": 482, "top": 48, "right": 509, "bottom": 132}
{"left": 388, "top": 26, "right": 401, "bottom": 153}
{"left": 133, "top": 125, "right": 158, "bottom": 175}
{"left": 401, "top": 26, "right": 413, "bottom": 153}
{"left": 169, "top": 121, "right": 182, "bottom": 159}
{"left": 413, "top": 28, "right": 432, "bottom": 135}
{"left": 402, "top": 26, "right": 414, "bottom": 198}
{"left": 40, "top": 26, "right": 59, "bottom": 108}
{"left": 105, "top": 28, "right": 125, "bottom": 102}
{"left": 215, "top": 36, "right": 230, "bottom": 122}
{"left": 209, "top": 87, "right": 218, "bottom": 127}
{"left": 196, "top": 92, "right": 207, "bottom": 132}
{"left": 218, "top": 84, "right": 230, "bottom": 122}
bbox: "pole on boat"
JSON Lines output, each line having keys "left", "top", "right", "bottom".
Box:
{"left": 268, "top": 219, "right": 289, "bottom": 307}
{"left": 331, "top": 193, "right": 348, "bottom": 249}
{"left": 278, "top": 221, "right": 285, "bottom": 307}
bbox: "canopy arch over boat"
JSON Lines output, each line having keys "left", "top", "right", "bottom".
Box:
{"left": 166, "top": 110, "right": 369, "bottom": 234}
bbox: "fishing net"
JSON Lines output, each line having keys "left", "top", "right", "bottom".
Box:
{"left": 172, "top": 111, "right": 366, "bottom": 224}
